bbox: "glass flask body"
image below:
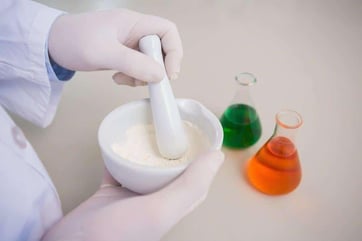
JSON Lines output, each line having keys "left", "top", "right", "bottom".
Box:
{"left": 220, "top": 73, "right": 262, "bottom": 149}
{"left": 246, "top": 110, "right": 303, "bottom": 195}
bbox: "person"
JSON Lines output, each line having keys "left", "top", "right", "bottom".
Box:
{"left": 0, "top": 1, "right": 225, "bottom": 241}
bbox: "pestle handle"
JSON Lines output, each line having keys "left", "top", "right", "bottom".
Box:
{"left": 139, "top": 35, "right": 188, "bottom": 159}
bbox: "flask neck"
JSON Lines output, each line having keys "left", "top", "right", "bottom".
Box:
{"left": 271, "top": 110, "right": 303, "bottom": 145}
{"left": 231, "top": 85, "right": 252, "bottom": 106}
{"left": 231, "top": 73, "right": 256, "bottom": 107}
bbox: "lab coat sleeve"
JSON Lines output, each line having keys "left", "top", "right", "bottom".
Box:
{"left": 0, "top": 0, "right": 67, "bottom": 127}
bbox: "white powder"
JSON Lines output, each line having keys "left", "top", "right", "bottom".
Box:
{"left": 111, "top": 121, "right": 210, "bottom": 167}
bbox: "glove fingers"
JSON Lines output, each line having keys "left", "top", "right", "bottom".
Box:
{"left": 101, "top": 166, "right": 120, "bottom": 186}
{"left": 107, "top": 45, "right": 164, "bottom": 82}
{"left": 161, "top": 26, "right": 183, "bottom": 80}
{"left": 97, "top": 166, "right": 138, "bottom": 200}
{"left": 164, "top": 50, "right": 182, "bottom": 81}
{"left": 152, "top": 150, "right": 224, "bottom": 222}
{"left": 112, "top": 72, "right": 147, "bottom": 86}
{"left": 94, "top": 186, "right": 138, "bottom": 200}
{"left": 125, "top": 14, "right": 183, "bottom": 80}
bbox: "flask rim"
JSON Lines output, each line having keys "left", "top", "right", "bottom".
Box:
{"left": 234, "top": 72, "right": 257, "bottom": 86}
{"left": 276, "top": 110, "right": 303, "bottom": 129}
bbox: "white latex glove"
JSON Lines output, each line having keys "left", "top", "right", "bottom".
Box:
{"left": 48, "top": 9, "right": 183, "bottom": 86}
{"left": 41, "top": 151, "right": 224, "bottom": 241}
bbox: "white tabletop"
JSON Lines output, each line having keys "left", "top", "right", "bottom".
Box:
{"left": 17, "top": 0, "right": 362, "bottom": 240}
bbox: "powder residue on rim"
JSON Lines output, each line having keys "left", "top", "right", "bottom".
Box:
{"left": 111, "top": 121, "right": 210, "bottom": 167}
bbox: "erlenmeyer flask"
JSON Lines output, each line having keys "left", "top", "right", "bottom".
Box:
{"left": 220, "top": 73, "right": 262, "bottom": 149}
{"left": 246, "top": 110, "right": 303, "bottom": 195}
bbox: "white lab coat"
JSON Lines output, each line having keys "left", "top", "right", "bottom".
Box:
{"left": 1, "top": 1, "right": 66, "bottom": 240}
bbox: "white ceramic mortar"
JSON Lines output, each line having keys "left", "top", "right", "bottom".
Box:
{"left": 98, "top": 98, "right": 223, "bottom": 194}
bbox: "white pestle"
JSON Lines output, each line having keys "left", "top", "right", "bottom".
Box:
{"left": 138, "top": 35, "right": 188, "bottom": 159}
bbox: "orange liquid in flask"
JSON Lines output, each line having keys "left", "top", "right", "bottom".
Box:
{"left": 246, "top": 136, "right": 301, "bottom": 195}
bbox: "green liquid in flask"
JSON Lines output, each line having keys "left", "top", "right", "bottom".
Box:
{"left": 220, "top": 104, "right": 262, "bottom": 148}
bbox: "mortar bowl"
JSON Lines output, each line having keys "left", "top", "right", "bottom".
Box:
{"left": 98, "top": 98, "right": 223, "bottom": 194}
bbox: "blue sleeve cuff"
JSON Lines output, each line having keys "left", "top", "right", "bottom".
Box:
{"left": 44, "top": 38, "right": 75, "bottom": 81}
{"left": 48, "top": 54, "right": 75, "bottom": 81}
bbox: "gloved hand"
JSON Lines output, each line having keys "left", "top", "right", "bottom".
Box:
{"left": 41, "top": 151, "right": 224, "bottom": 241}
{"left": 48, "top": 9, "right": 183, "bottom": 86}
